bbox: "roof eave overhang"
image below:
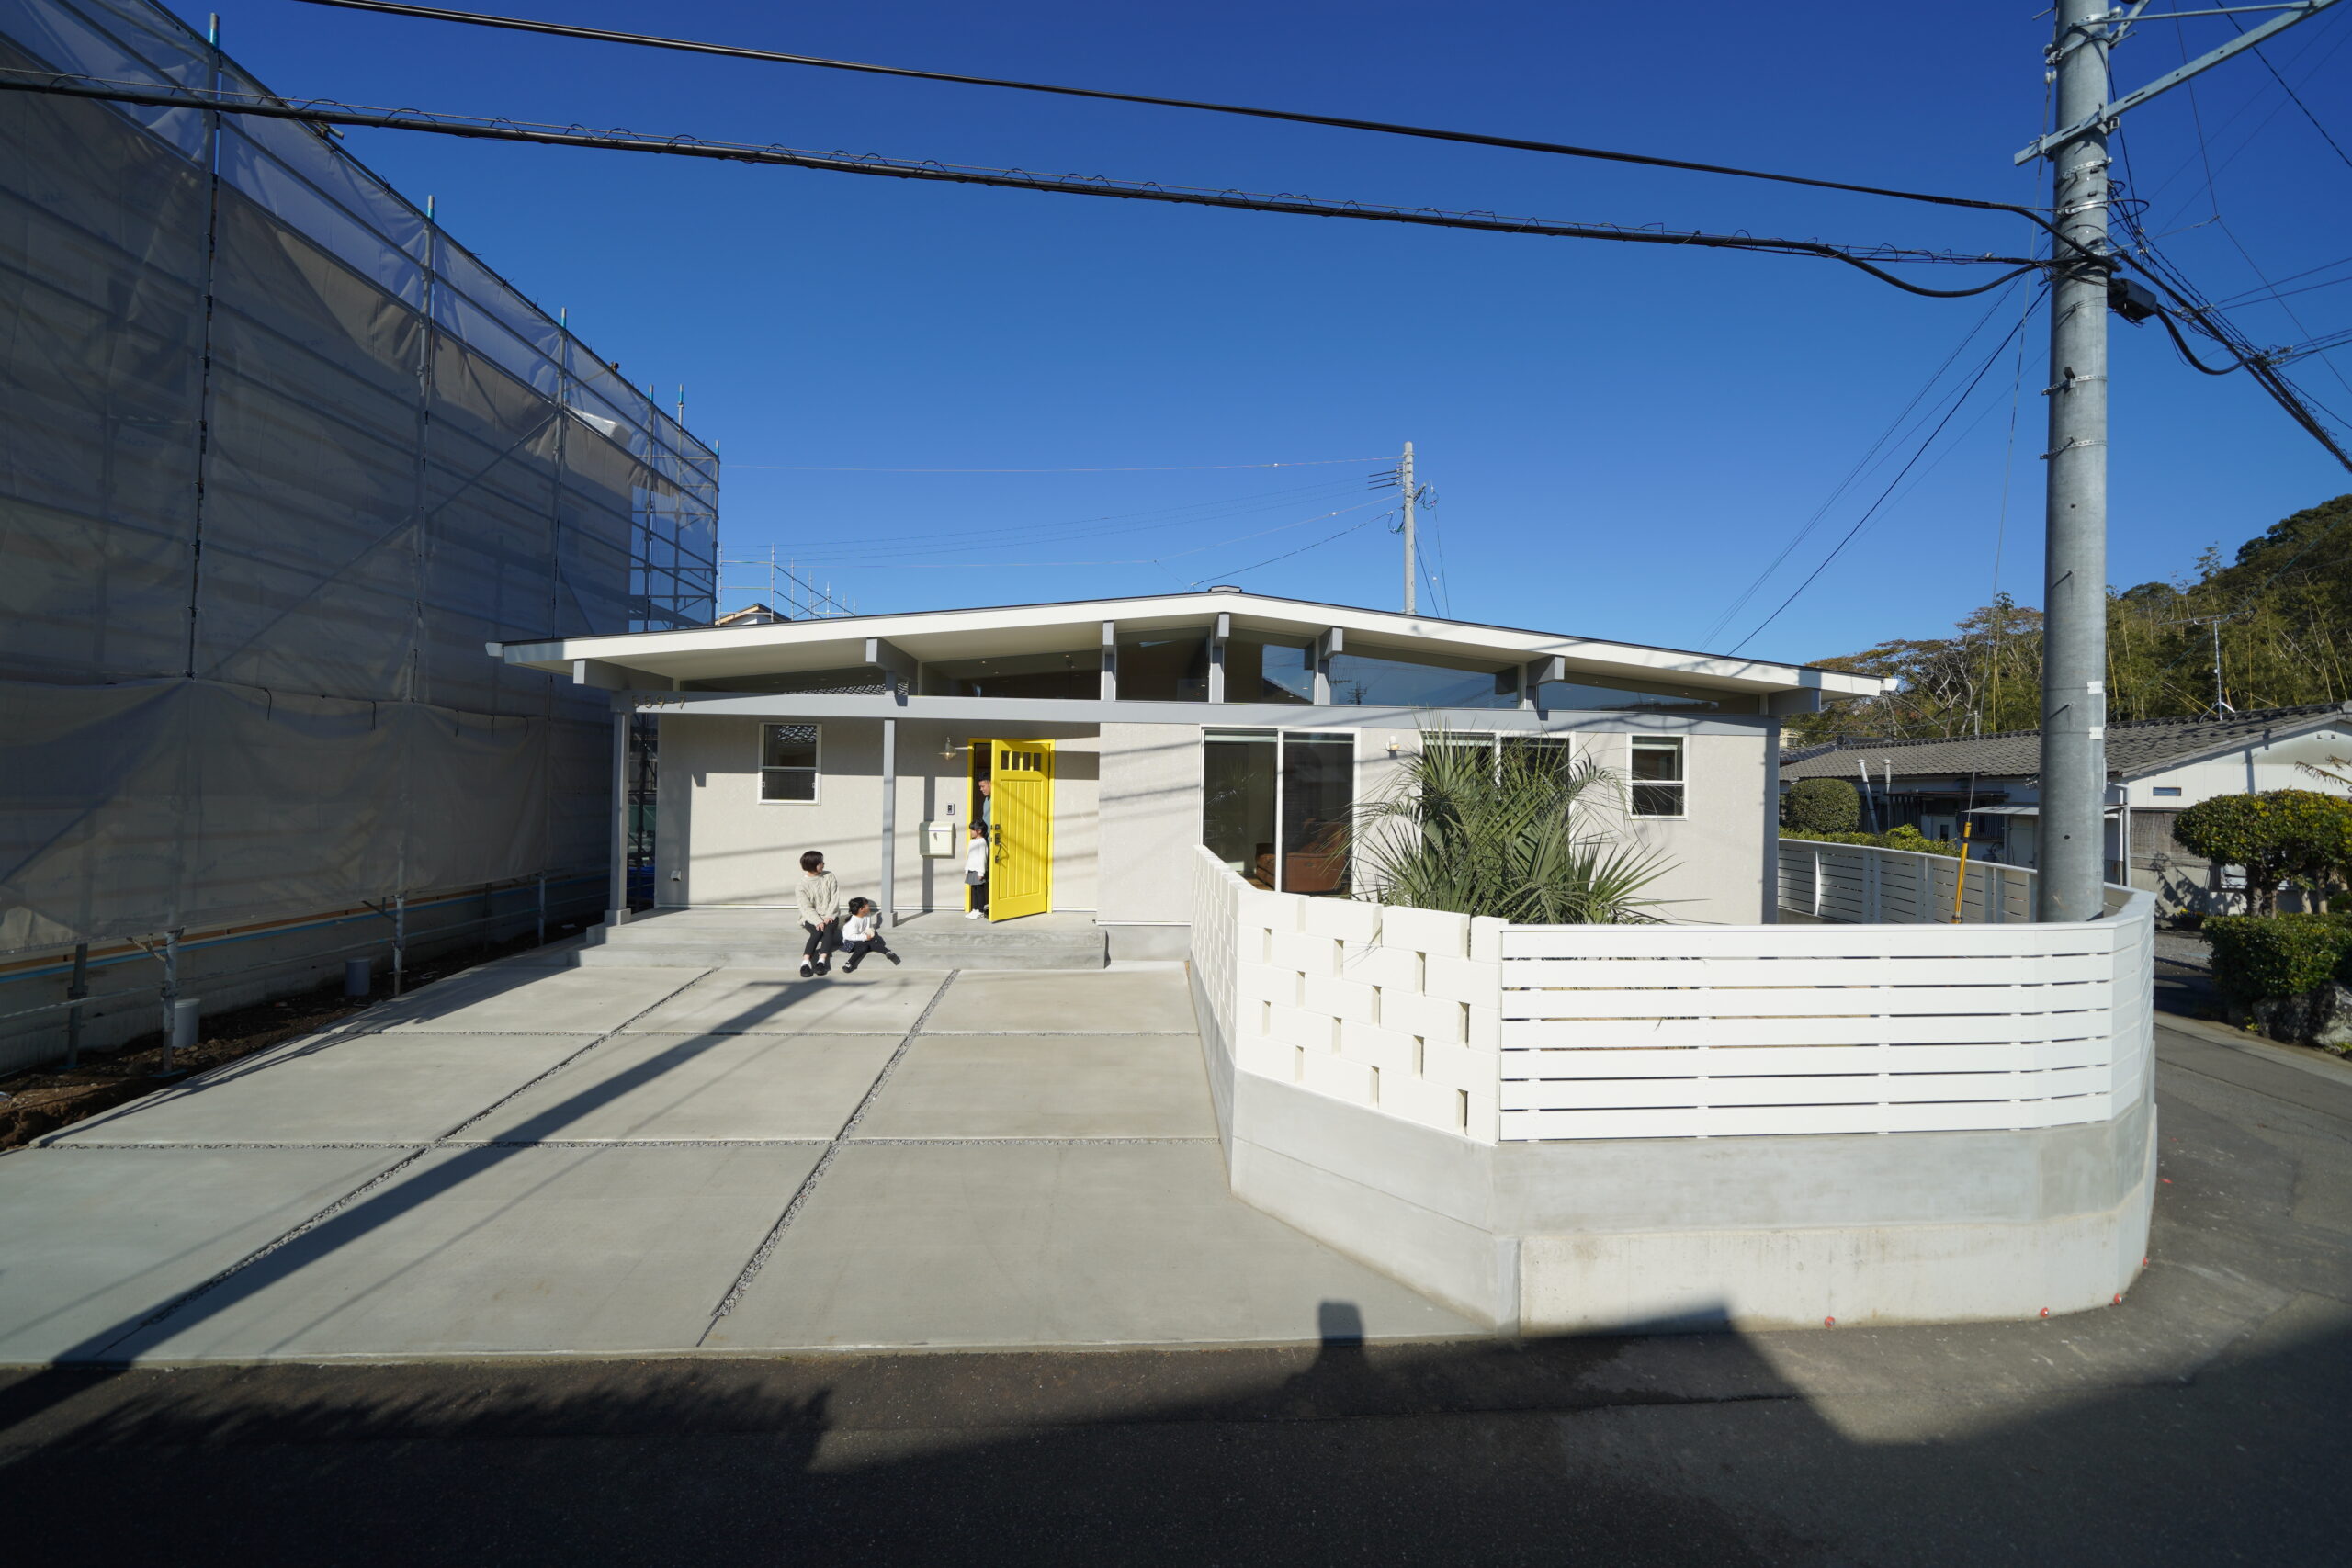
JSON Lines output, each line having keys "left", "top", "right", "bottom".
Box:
{"left": 490, "top": 592, "right": 1892, "bottom": 699}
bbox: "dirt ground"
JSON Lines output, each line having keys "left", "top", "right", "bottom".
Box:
{"left": 0, "top": 930, "right": 577, "bottom": 1150}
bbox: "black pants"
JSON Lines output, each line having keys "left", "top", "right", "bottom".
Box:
{"left": 968, "top": 875, "right": 989, "bottom": 916}
{"left": 840, "top": 937, "right": 892, "bottom": 971}
{"left": 801, "top": 919, "right": 840, "bottom": 963}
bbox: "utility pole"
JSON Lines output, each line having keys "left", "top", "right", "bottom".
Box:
{"left": 2017, "top": 0, "right": 2344, "bottom": 922}
{"left": 2036, "top": 0, "right": 2111, "bottom": 925}
{"left": 1399, "top": 440, "right": 1417, "bottom": 615}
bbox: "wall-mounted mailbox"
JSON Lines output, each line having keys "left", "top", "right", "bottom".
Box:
{"left": 920, "top": 820, "right": 957, "bottom": 858}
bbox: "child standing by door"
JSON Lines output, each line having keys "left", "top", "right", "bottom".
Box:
{"left": 964, "top": 823, "right": 990, "bottom": 919}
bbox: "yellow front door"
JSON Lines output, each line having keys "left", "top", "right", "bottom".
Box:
{"left": 975, "top": 739, "right": 1054, "bottom": 921}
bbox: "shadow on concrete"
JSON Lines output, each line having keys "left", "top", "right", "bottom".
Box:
{"left": 15, "top": 969, "right": 927, "bottom": 1368}
{"left": 1, "top": 1299, "right": 2346, "bottom": 1565}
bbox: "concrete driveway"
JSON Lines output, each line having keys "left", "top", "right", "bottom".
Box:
{"left": 0, "top": 958, "right": 1475, "bottom": 1363}
{"left": 2, "top": 1014, "right": 2346, "bottom": 1566}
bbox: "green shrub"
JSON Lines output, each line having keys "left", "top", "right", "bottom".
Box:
{"left": 1783, "top": 777, "right": 1860, "bottom": 834}
{"left": 1778, "top": 825, "right": 1965, "bottom": 859}
{"left": 2204, "top": 913, "right": 2352, "bottom": 1002}
{"left": 2175, "top": 790, "right": 2352, "bottom": 915}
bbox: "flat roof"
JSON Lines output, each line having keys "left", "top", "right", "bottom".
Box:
{"left": 493, "top": 590, "right": 1894, "bottom": 698}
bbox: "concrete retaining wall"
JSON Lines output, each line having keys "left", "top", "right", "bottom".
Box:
{"left": 1188, "top": 846, "right": 2159, "bottom": 1331}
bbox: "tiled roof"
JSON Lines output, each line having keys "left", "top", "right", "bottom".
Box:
{"left": 1780, "top": 702, "right": 2352, "bottom": 783}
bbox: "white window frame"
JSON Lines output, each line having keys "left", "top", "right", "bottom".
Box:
{"left": 759, "top": 723, "right": 821, "bottom": 804}
{"left": 1628, "top": 735, "right": 1687, "bottom": 818}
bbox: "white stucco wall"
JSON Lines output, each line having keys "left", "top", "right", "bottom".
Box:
{"left": 1349, "top": 723, "right": 1771, "bottom": 925}
{"left": 654, "top": 716, "right": 1101, "bottom": 913}
{"left": 1097, "top": 722, "right": 1204, "bottom": 926}
{"left": 655, "top": 711, "right": 1772, "bottom": 927}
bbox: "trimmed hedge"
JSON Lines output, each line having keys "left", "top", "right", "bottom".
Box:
{"left": 1783, "top": 777, "right": 1860, "bottom": 834}
{"left": 1779, "top": 825, "right": 1966, "bottom": 859}
{"left": 2204, "top": 913, "right": 2352, "bottom": 1003}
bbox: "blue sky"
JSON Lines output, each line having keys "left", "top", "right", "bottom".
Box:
{"left": 207, "top": 0, "right": 2352, "bottom": 663}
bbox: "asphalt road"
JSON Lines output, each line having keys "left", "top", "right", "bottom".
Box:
{"left": 3, "top": 1019, "right": 2346, "bottom": 1567}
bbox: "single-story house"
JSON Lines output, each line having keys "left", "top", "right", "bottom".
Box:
{"left": 1780, "top": 702, "right": 2352, "bottom": 911}
{"left": 491, "top": 591, "right": 1893, "bottom": 953}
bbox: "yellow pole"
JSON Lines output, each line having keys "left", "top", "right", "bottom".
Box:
{"left": 1950, "top": 818, "right": 1975, "bottom": 923}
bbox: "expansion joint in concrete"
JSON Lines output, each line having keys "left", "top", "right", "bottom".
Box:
{"left": 699, "top": 970, "right": 962, "bottom": 1335}
{"left": 83, "top": 967, "right": 721, "bottom": 1358}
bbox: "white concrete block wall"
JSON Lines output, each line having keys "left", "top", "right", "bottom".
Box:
{"left": 1192, "top": 846, "right": 1503, "bottom": 1142}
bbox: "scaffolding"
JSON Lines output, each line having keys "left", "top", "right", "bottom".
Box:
{"left": 720, "top": 547, "right": 858, "bottom": 622}
{"left": 0, "top": 0, "right": 718, "bottom": 1062}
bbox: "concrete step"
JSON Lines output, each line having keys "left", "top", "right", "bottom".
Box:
{"left": 577, "top": 919, "right": 1106, "bottom": 971}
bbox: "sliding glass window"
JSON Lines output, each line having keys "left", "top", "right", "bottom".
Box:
{"left": 1223, "top": 631, "right": 1316, "bottom": 705}
{"left": 1327, "top": 644, "right": 1516, "bottom": 708}
{"left": 1203, "top": 729, "right": 1356, "bottom": 895}
{"left": 1116, "top": 626, "right": 1211, "bottom": 701}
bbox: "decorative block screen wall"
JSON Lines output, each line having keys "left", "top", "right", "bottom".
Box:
{"left": 1192, "top": 843, "right": 2154, "bottom": 1146}
{"left": 1192, "top": 847, "right": 1505, "bottom": 1141}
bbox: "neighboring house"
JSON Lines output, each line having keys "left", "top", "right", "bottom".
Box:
{"left": 1780, "top": 703, "right": 2352, "bottom": 912}
{"left": 492, "top": 591, "right": 1891, "bottom": 952}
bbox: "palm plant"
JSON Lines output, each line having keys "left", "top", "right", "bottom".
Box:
{"left": 1339, "top": 727, "right": 1673, "bottom": 923}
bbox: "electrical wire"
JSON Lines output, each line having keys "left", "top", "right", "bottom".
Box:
{"left": 754, "top": 476, "right": 1374, "bottom": 561}
{"left": 2224, "top": 6, "right": 2352, "bottom": 175}
{"left": 1728, "top": 286, "right": 2049, "bottom": 654}
{"left": 763, "top": 498, "right": 1392, "bottom": 571}
{"left": 1189, "top": 513, "right": 1387, "bottom": 585}
{"left": 295, "top": 0, "right": 2061, "bottom": 222}
{"left": 1697, "top": 275, "right": 2032, "bottom": 647}
{"left": 724, "top": 457, "right": 1385, "bottom": 471}
{"left": 0, "top": 72, "right": 2045, "bottom": 299}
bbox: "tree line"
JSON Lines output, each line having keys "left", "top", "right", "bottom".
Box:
{"left": 1783, "top": 492, "right": 2352, "bottom": 747}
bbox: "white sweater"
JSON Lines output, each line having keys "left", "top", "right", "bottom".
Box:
{"left": 964, "top": 838, "right": 990, "bottom": 877}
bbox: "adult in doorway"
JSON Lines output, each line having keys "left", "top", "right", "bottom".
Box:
{"left": 973, "top": 775, "right": 993, "bottom": 834}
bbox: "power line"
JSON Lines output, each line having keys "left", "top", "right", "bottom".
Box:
{"left": 2224, "top": 6, "right": 2352, "bottom": 175}
{"left": 1191, "top": 513, "right": 1389, "bottom": 585}
{"left": 0, "top": 72, "right": 2043, "bottom": 299}
{"left": 756, "top": 499, "right": 1392, "bottom": 572}
{"left": 756, "top": 477, "right": 1374, "bottom": 560}
{"left": 724, "top": 457, "right": 1386, "bottom": 471}
{"left": 1698, "top": 275, "right": 2033, "bottom": 646}
{"left": 1729, "top": 287, "right": 2047, "bottom": 654}
{"left": 296, "top": 0, "right": 2059, "bottom": 222}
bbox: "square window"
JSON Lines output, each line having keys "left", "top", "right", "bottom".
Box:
{"left": 1630, "top": 736, "right": 1685, "bottom": 818}
{"left": 761, "top": 724, "right": 820, "bottom": 802}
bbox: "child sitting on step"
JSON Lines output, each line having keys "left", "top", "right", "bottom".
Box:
{"left": 838, "top": 897, "right": 900, "bottom": 973}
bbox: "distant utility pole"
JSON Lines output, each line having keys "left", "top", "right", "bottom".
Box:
{"left": 2018, "top": 0, "right": 2341, "bottom": 923}
{"left": 1400, "top": 440, "right": 1417, "bottom": 615}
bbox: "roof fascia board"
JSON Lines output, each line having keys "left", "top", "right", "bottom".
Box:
{"left": 502, "top": 591, "right": 1892, "bottom": 697}
{"left": 625, "top": 689, "right": 1771, "bottom": 735}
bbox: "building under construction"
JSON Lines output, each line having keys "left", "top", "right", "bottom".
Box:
{"left": 0, "top": 0, "right": 718, "bottom": 1069}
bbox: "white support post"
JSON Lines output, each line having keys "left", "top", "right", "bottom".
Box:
{"left": 606, "top": 708, "right": 630, "bottom": 929}
{"left": 1207, "top": 612, "right": 1229, "bottom": 705}
{"left": 880, "top": 717, "right": 898, "bottom": 928}
{"left": 1100, "top": 621, "right": 1117, "bottom": 701}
